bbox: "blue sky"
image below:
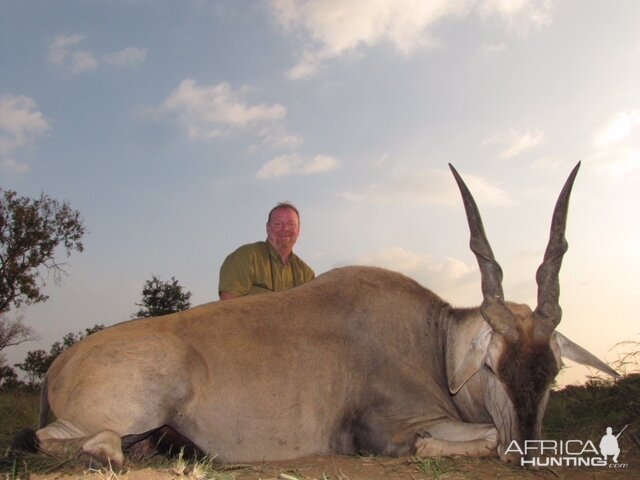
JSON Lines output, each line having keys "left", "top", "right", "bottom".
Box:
{"left": 2, "top": 0, "right": 639, "bottom": 385}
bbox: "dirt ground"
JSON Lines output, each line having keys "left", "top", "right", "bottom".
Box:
{"left": 26, "top": 452, "right": 640, "bottom": 480}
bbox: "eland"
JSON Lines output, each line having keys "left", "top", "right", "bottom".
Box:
{"left": 24, "top": 163, "right": 618, "bottom": 467}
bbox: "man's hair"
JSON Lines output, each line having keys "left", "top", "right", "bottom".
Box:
{"left": 267, "top": 202, "right": 300, "bottom": 223}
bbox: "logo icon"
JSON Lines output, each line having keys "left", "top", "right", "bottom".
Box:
{"left": 599, "top": 425, "right": 627, "bottom": 464}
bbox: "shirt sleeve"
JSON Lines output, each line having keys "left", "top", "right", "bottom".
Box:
{"left": 294, "top": 256, "right": 316, "bottom": 284}
{"left": 218, "top": 247, "right": 254, "bottom": 297}
{"left": 304, "top": 263, "right": 315, "bottom": 282}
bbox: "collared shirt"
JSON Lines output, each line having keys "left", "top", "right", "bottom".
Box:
{"left": 218, "top": 241, "right": 315, "bottom": 298}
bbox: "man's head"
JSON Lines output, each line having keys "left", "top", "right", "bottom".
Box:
{"left": 266, "top": 202, "right": 301, "bottom": 260}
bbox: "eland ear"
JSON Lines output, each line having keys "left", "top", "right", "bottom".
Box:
{"left": 447, "top": 324, "right": 493, "bottom": 394}
{"left": 552, "top": 332, "right": 620, "bottom": 378}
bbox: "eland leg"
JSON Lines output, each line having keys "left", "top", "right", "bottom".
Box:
{"left": 415, "top": 421, "right": 498, "bottom": 458}
{"left": 36, "top": 419, "right": 125, "bottom": 468}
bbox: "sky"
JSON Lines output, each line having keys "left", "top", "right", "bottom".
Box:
{"left": 1, "top": 0, "right": 639, "bottom": 386}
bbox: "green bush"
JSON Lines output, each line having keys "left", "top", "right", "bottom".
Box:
{"left": 544, "top": 373, "right": 640, "bottom": 444}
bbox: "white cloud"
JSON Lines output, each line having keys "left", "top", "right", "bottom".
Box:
{"left": 257, "top": 153, "right": 339, "bottom": 179}
{"left": 357, "top": 247, "right": 430, "bottom": 273}
{"left": 1, "top": 158, "right": 31, "bottom": 174}
{"left": 48, "top": 35, "right": 146, "bottom": 74}
{"left": 103, "top": 47, "right": 148, "bottom": 69}
{"left": 479, "top": 42, "right": 506, "bottom": 58}
{"left": 286, "top": 51, "right": 327, "bottom": 81}
{"left": 356, "top": 246, "right": 475, "bottom": 286}
{"left": 48, "top": 34, "right": 99, "bottom": 74}
{"left": 251, "top": 128, "right": 303, "bottom": 151}
{"left": 341, "top": 167, "right": 511, "bottom": 206}
{"left": 589, "top": 109, "right": 640, "bottom": 178}
{"left": 0, "top": 94, "right": 50, "bottom": 173}
{"left": 478, "top": 0, "right": 554, "bottom": 35}
{"left": 590, "top": 147, "right": 640, "bottom": 179}
{"left": 482, "top": 128, "right": 544, "bottom": 159}
{"left": 270, "top": 0, "right": 471, "bottom": 79}
{"left": 269, "top": 0, "right": 554, "bottom": 79}
{"left": 158, "top": 79, "right": 287, "bottom": 140}
{"left": 532, "top": 155, "right": 569, "bottom": 170}
{"left": 302, "top": 154, "right": 339, "bottom": 174}
{"left": 592, "top": 109, "right": 640, "bottom": 148}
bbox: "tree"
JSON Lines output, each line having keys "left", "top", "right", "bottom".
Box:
{"left": 0, "top": 188, "right": 86, "bottom": 313}
{"left": 132, "top": 275, "right": 191, "bottom": 318}
{"left": 0, "top": 314, "right": 37, "bottom": 352}
{"left": 15, "top": 349, "right": 49, "bottom": 386}
{"left": 0, "top": 313, "right": 38, "bottom": 376}
{"left": 0, "top": 313, "right": 37, "bottom": 390}
{"left": 48, "top": 324, "right": 104, "bottom": 358}
{"left": 0, "top": 362, "right": 22, "bottom": 390}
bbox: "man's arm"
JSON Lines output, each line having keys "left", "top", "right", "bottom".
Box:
{"left": 219, "top": 291, "right": 235, "bottom": 301}
{"left": 219, "top": 244, "right": 256, "bottom": 300}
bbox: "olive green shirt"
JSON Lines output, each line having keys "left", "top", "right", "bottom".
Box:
{"left": 218, "top": 241, "right": 315, "bottom": 297}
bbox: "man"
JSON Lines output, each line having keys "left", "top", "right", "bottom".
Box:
{"left": 599, "top": 427, "right": 621, "bottom": 463}
{"left": 218, "top": 202, "right": 315, "bottom": 300}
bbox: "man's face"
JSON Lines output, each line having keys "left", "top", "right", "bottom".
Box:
{"left": 267, "top": 208, "right": 300, "bottom": 253}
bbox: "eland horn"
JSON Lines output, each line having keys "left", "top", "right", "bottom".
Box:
{"left": 532, "top": 161, "right": 581, "bottom": 340}
{"left": 449, "top": 164, "right": 517, "bottom": 340}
